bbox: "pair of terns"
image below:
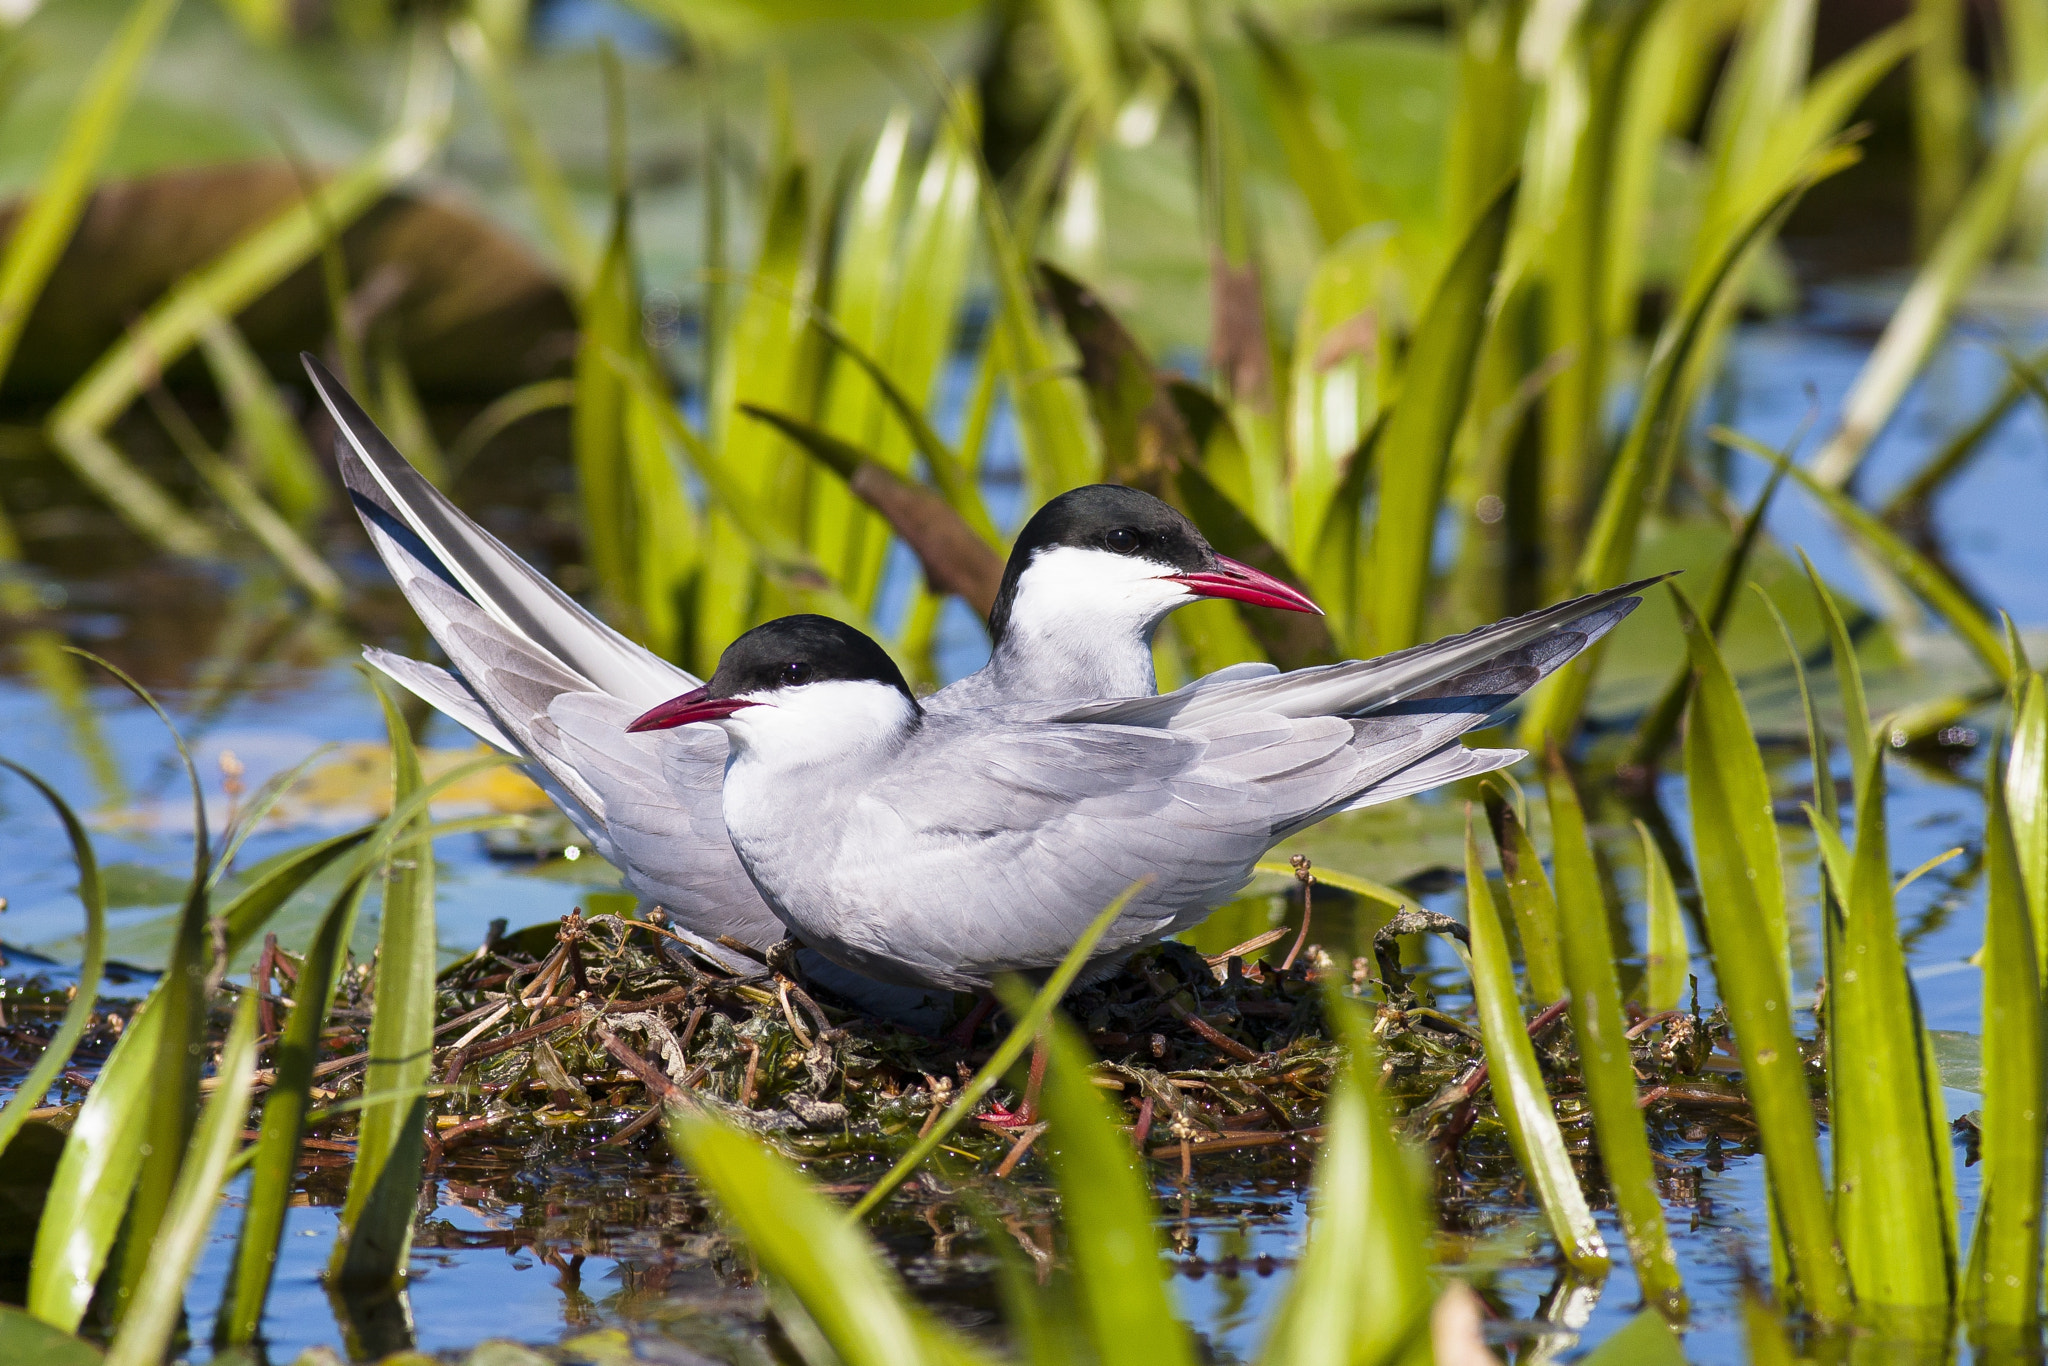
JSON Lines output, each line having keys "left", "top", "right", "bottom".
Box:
{"left": 308, "top": 358, "right": 1646, "bottom": 998}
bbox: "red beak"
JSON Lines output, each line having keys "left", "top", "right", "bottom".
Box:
{"left": 626, "top": 687, "right": 760, "bottom": 732}
{"left": 1168, "top": 555, "right": 1323, "bottom": 616}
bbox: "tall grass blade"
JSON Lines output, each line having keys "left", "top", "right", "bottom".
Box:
{"left": 1964, "top": 744, "right": 2045, "bottom": 1327}
{"left": 1544, "top": 750, "right": 1684, "bottom": 1314}
{"left": 1259, "top": 984, "right": 1434, "bottom": 1365}
{"left": 1575, "top": 1307, "right": 1688, "bottom": 1365}
{"left": 46, "top": 25, "right": 452, "bottom": 559}
{"left": 1465, "top": 818, "right": 1609, "bottom": 1272}
{"left": 1828, "top": 750, "right": 1956, "bottom": 1309}
{"left": 217, "top": 869, "right": 370, "bottom": 1345}
{"left": 1635, "top": 819, "right": 1689, "bottom": 1015}
{"left": 572, "top": 207, "right": 642, "bottom": 631}
{"left": 1799, "top": 549, "right": 1875, "bottom": 801}
{"left": 0, "top": 0, "right": 179, "bottom": 384}
{"left": 849, "top": 890, "right": 1136, "bottom": 1219}
{"left": 1366, "top": 175, "right": 1517, "bottom": 652}
{"left": 1880, "top": 343, "right": 2048, "bottom": 522}
{"left": 1017, "top": 1008, "right": 1196, "bottom": 1366}
{"left": 0, "top": 762, "right": 104, "bottom": 1159}
{"left": 1809, "top": 77, "right": 2048, "bottom": 488}
{"left": 1239, "top": 13, "right": 1378, "bottom": 247}
{"left": 102, "top": 992, "right": 259, "bottom": 1366}
{"left": 669, "top": 1113, "right": 983, "bottom": 1366}
{"left": 331, "top": 677, "right": 437, "bottom": 1289}
{"left": 1480, "top": 779, "right": 1567, "bottom": 1004}
{"left": 1678, "top": 588, "right": 1848, "bottom": 1320}
{"left": 1722, "top": 426, "right": 2012, "bottom": 684}
{"left": 0, "top": 1307, "right": 99, "bottom": 1365}
{"left": 197, "top": 316, "right": 330, "bottom": 529}
{"left": 2009, "top": 674, "right": 2048, "bottom": 965}
{"left": 1625, "top": 456, "right": 1788, "bottom": 768}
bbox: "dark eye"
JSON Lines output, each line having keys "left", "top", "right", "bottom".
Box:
{"left": 782, "top": 661, "right": 813, "bottom": 686}
{"left": 1104, "top": 527, "right": 1140, "bottom": 554}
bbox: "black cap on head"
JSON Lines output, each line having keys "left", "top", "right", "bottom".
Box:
{"left": 706, "top": 614, "right": 918, "bottom": 706}
{"left": 988, "top": 485, "right": 1214, "bottom": 643}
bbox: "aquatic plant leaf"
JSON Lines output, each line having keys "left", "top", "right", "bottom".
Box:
{"left": 1480, "top": 778, "right": 1567, "bottom": 1004}
{"left": 1024, "top": 1011, "right": 1196, "bottom": 1366}
{"left": 670, "top": 1113, "right": 985, "bottom": 1366}
{"left": 1239, "top": 12, "right": 1380, "bottom": 247}
{"left": 1679, "top": 589, "right": 1848, "bottom": 1320}
{"left": 1964, "top": 743, "right": 2046, "bottom": 1326}
{"left": 1635, "top": 819, "right": 1689, "bottom": 1016}
{"left": 216, "top": 868, "right": 369, "bottom": 1346}
{"left": 0, "top": 762, "right": 104, "bottom": 1161}
{"left": 45, "top": 25, "right": 452, "bottom": 560}
{"left": 1722, "top": 427, "right": 2012, "bottom": 685}
{"left": 0, "top": 1306, "right": 99, "bottom": 1365}
{"left": 1808, "top": 74, "right": 2048, "bottom": 488}
{"left": 1880, "top": 342, "right": 2048, "bottom": 522}
{"left": 849, "top": 889, "right": 1136, "bottom": 1219}
{"left": 1259, "top": 984, "right": 1433, "bottom": 1366}
{"left": 196, "top": 315, "right": 329, "bottom": 528}
{"left": 1829, "top": 750, "right": 1956, "bottom": 1307}
{"left": 102, "top": 992, "right": 259, "bottom": 1366}
{"left": 1365, "top": 173, "right": 1515, "bottom": 653}
{"left": 1545, "top": 751, "right": 1684, "bottom": 1314}
{"left": 1576, "top": 1307, "right": 1687, "bottom": 1365}
{"left": 0, "top": 0, "right": 179, "bottom": 386}
{"left": 1464, "top": 819, "right": 1609, "bottom": 1272}
{"left": 332, "top": 675, "right": 437, "bottom": 1290}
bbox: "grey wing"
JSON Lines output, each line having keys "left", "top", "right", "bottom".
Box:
{"left": 363, "top": 648, "right": 517, "bottom": 755}
{"left": 1061, "top": 577, "right": 1660, "bottom": 729}
{"left": 842, "top": 713, "right": 1364, "bottom": 982}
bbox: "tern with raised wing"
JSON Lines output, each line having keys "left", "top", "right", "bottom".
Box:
{"left": 628, "top": 583, "right": 1650, "bottom": 990}
{"left": 304, "top": 357, "right": 1320, "bottom": 972}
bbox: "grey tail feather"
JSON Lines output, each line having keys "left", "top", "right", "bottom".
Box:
{"left": 303, "top": 353, "right": 692, "bottom": 708}
{"left": 1330, "top": 744, "right": 1524, "bottom": 814}
{"left": 362, "top": 648, "right": 518, "bottom": 755}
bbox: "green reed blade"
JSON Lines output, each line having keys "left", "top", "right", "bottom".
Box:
{"left": 446, "top": 378, "right": 575, "bottom": 478}
{"left": 1721, "top": 426, "right": 2013, "bottom": 685}
{"left": 573, "top": 205, "right": 644, "bottom": 632}
{"left": 0, "top": 1307, "right": 98, "bottom": 1365}
{"left": 1544, "top": 749, "right": 1685, "bottom": 1315}
{"left": 1828, "top": 750, "right": 1956, "bottom": 1307}
{"left": 741, "top": 404, "right": 1003, "bottom": 617}
{"left": 806, "top": 309, "right": 999, "bottom": 546}
{"left": 332, "top": 676, "right": 437, "bottom": 1290}
{"left": 0, "top": 0, "right": 179, "bottom": 386}
{"left": 45, "top": 24, "right": 452, "bottom": 560}
{"left": 953, "top": 89, "right": 1096, "bottom": 504}
{"left": 1479, "top": 779, "right": 1567, "bottom": 1004}
{"left": 669, "top": 1114, "right": 986, "bottom": 1366}
{"left": 1881, "top": 343, "right": 2048, "bottom": 523}
{"left": 1809, "top": 75, "right": 2048, "bottom": 488}
{"left": 217, "top": 869, "right": 370, "bottom": 1345}
{"left": 1635, "top": 819, "right": 1689, "bottom": 1015}
{"left": 1465, "top": 819, "right": 1610, "bottom": 1272}
{"left": 371, "top": 339, "right": 448, "bottom": 489}
{"left": 102, "top": 991, "right": 259, "bottom": 1366}
{"left": 1741, "top": 1288, "right": 1801, "bottom": 1366}
{"left": 995, "top": 1002, "right": 1196, "bottom": 1366}
{"left": 0, "top": 762, "right": 105, "bottom": 1161}
{"left": 605, "top": 350, "right": 868, "bottom": 631}
{"left": 2009, "top": 675, "right": 2048, "bottom": 968}
{"left": 1517, "top": 135, "right": 1859, "bottom": 748}
{"left": 1260, "top": 983, "right": 1434, "bottom": 1366}
{"left": 1239, "top": 12, "right": 1378, "bottom": 248}
{"left": 448, "top": 16, "right": 595, "bottom": 293}
{"left": 1678, "top": 588, "right": 1849, "bottom": 1320}
{"left": 1911, "top": 0, "right": 1977, "bottom": 247}
{"left": 197, "top": 316, "right": 330, "bottom": 529}
{"left": 849, "top": 890, "right": 1136, "bottom": 1220}
{"left": 874, "top": 97, "right": 979, "bottom": 462}
{"left": 1756, "top": 581, "right": 1839, "bottom": 837}
{"left": 1625, "top": 454, "right": 1789, "bottom": 768}
{"left": 1668, "top": 585, "right": 1789, "bottom": 979}
{"left": 1794, "top": 549, "right": 1875, "bottom": 805}
{"left": 809, "top": 110, "right": 911, "bottom": 595}
{"left": 146, "top": 386, "right": 345, "bottom": 610}
{"left": 1365, "top": 173, "right": 1516, "bottom": 653}
{"left": 1965, "top": 743, "right": 2046, "bottom": 1326}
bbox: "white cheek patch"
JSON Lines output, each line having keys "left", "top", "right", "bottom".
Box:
{"left": 1004, "top": 545, "right": 1189, "bottom": 644}
{"left": 722, "top": 680, "right": 918, "bottom": 766}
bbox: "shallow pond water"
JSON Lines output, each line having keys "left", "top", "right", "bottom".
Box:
{"left": 1, "top": 298, "right": 2043, "bottom": 1361}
